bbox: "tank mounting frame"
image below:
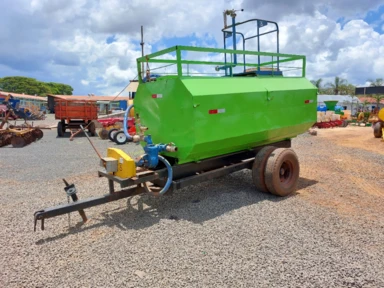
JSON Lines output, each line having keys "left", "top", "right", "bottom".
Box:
{"left": 33, "top": 140, "right": 291, "bottom": 231}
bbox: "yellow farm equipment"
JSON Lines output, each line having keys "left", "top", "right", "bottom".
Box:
{"left": 375, "top": 108, "right": 384, "bottom": 141}
{"left": 0, "top": 94, "right": 44, "bottom": 148}
{"left": 354, "top": 86, "right": 384, "bottom": 140}
{"left": 0, "top": 125, "right": 43, "bottom": 147}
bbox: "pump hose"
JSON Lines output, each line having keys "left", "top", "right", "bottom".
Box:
{"left": 157, "top": 155, "right": 173, "bottom": 195}
{"left": 123, "top": 104, "right": 134, "bottom": 141}
{"left": 142, "top": 155, "right": 173, "bottom": 196}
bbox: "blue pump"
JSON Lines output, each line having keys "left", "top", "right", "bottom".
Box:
{"left": 123, "top": 106, "right": 174, "bottom": 195}
{"left": 135, "top": 135, "right": 174, "bottom": 195}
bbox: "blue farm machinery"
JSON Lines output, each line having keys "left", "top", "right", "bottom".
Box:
{"left": 33, "top": 10, "right": 317, "bottom": 231}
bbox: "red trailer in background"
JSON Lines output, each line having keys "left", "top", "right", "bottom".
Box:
{"left": 55, "top": 99, "right": 98, "bottom": 137}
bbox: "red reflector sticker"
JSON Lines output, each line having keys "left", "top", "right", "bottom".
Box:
{"left": 209, "top": 108, "right": 225, "bottom": 114}
{"left": 304, "top": 100, "right": 314, "bottom": 104}
{"left": 152, "top": 94, "right": 163, "bottom": 98}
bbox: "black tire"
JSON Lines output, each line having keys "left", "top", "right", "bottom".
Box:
{"left": 252, "top": 146, "right": 276, "bottom": 193}
{"left": 57, "top": 122, "right": 64, "bottom": 137}
{"left": 373, "top": 122, "right": 383, "bottom": 138}
{"left": 265, "top": 148, "right": 300, "bottom": 197}
{"left": 32, "top": 128, "right": 44, "bottom": 140}
{"left": 98, "top": 128, "right": 109, "bottom": 140}
{"left": 61, "top": 120, "right": 66, "bottom": 133}
{"left": 113, "top": 131, "right": 128, "bottom": 145}
{"left": 88, "top": 122, "right": 96, "bottom": 136}
{"left": 11, "top": 136, "right": 26, "bottom": 148}
{"left": 108, "top": 128, "right": 118, "bottom": 141}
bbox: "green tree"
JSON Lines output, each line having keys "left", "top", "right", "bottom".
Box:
{"left": 368, "top": 78, "right": 383, "bottom": 86}
{"left": 319, "top": 87, "right": 334, "bottom": 95}
{"left": 311, "top": 78, "right": 323, "bottom": 89}
{"left": 362, "top": 100, "right": 370, "bottom": 111}
{"left": 46, "top": 82, "right": 73, "bottom": 95}
{"left": 326, "top": 76, "right": 348, "bottom": 95}
{"left": 367, "top": 78, "right": 384, "bottom": 108}
{"left": 311, "top": 78, "right": 325, "bottom": 94}
{"left": 0, "top": 76, "right": 73, "bottom": 96}
{"left": 339, "top": 83, "right": 356, "bottom": 95}
{"left": 349, "top": 94, "right": 358, "bottom": 115}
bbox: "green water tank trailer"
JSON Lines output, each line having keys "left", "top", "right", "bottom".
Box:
{"left": 130, "top": 14, "right": 319, "bottom": 197}
{"left": 31, "top": 14, "right": 320, "bottom": 232}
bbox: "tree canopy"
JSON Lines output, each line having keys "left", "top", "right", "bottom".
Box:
{"left": 310, "top": 76, "right": 355, "bottom": 95}
{"left": 0, "top": 76, "right": 73, "bottom": 96}
{"left": 310, "top": 76, "right": 384, "bottom": 109}
{"left": 367, "top": 78, "right": 384, "bottom": 107}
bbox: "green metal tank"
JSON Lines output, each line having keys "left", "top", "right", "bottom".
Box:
{"left": 134, "top": 49, "right": 317, "bottom": 165}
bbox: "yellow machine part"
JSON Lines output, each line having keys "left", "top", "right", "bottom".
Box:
{"left": 107, "top": 148, "right": 136, "bottom": 178}
{"left": 357, "top": 112, "right": 365, "bottom": 121}
{"left": 379, "top": 108, "right": 384, "bottom": 122}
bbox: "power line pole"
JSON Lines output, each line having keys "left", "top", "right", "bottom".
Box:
{"left": 140, "top": 26, "right": 144, "bottom": 79}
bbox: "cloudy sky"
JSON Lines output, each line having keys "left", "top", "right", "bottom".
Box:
{"left": 0, "top": 0, "right": 383, "bottom": 96}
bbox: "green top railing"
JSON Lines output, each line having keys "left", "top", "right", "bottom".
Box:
{"left": 136, "top": 45, "right": 306, "bottom": 82}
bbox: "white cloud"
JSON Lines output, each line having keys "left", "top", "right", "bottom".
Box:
{"left": 0, "top": 0, "right": 383, "bottom": 95}
{"left": 87, "top": 0, "right": 231, "bottom": 43}
{"left": 242, "top": 0, "right": 383, "bottom": 21}
{"left": 227, "top": 8, "right": 384, "bottom": 86}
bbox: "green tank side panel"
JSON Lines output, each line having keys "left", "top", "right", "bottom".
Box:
{"left": 134, "top": 76, "right": 317, "bottom": 164}
{"left": 134, "top": 77, "right": 195, "bottom": 162}
{"left": 184, "top": 77, "right": 316, "bottom": 162}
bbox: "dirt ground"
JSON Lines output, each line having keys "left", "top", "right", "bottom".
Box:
{"left": 296, "top": 125, "right": 384, "bottom": 221}
{"left": 317, "top": 125, "right": 384, "bottom": 155}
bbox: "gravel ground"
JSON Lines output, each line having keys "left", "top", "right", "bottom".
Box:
{"left": 1, "top": 122, "right": 384, "bottom": 288}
